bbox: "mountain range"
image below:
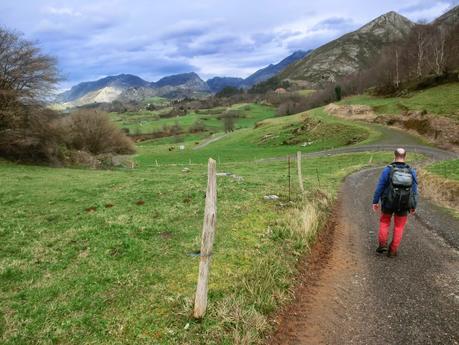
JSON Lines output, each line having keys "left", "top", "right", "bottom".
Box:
{"left": 56, "top": 50, "right": 309, "bottom": 107}
{"left": 56, "top": 5, "right": 458, "bottom": 108}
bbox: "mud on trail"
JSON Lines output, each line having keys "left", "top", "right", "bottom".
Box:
{"left": 268, "top": 167, "right": 459, "bottom": 345}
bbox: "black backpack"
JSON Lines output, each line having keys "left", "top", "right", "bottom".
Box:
{"left": 383, "top": 163, "right": 415, "bottom": 211}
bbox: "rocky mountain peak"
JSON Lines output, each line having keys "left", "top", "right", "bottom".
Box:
{"left": 359, "top": 11, "right": 414, "bottom": 36}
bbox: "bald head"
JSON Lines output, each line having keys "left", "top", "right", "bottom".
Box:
{"left": 394, "top": 148, "right": 406, "bottom": 162}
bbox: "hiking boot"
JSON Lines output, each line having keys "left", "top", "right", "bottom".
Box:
{"left": 387, "top": 250, "right": 397, "bottom": 258}
{"left": 376, "top": 246, "right": 388, "bottom": 253}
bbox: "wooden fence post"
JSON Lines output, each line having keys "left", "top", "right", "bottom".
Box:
{"left": 297, "top": 151, "right": 304, "bottom": 193}
{"left": 194, "top": 158, "right": 217, "bottom": 319}
{"left": 288, "top": 155, "right": 291, "bottom": 201}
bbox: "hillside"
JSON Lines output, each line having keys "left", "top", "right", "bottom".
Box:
{"left": 434, "top": 4, "right": 459, "bottom": 27}
{"left": 206, "top": 77, "right": 245, "bottom": 93}
{"left": 328, "top": 82, "right": 459, "bottom": 150}
{"left": 280, "top": 12, "right": 414, "bottom": 83}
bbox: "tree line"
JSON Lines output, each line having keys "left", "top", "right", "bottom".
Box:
{"left": 339, "top": 20, "right": 459, "bottom": 97}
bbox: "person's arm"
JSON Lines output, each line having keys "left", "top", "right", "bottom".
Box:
{"left": 372, "top": 166, "right": 390, "bottom": 210}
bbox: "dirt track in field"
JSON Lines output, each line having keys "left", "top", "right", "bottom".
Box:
{"left": 267, "top": 127, "right": 459, "bottom": 345}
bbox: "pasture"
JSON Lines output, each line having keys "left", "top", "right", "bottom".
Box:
{"left": 0, "top": 106, "right": 406, "bottom": 344}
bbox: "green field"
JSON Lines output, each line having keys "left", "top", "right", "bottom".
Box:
{"left": 0, "top": 150, "right": 398, "bottom": 344}
{"left": 0, "top": 100, "right": 421, "bottom": 344}
{"left": 339, "top": 83, "right": 459, "bottom": 119}
{"left": 136, "top": 108, "right": 380, "bottom": 166}
{"left": 110, "top": 103, "right": 276, "bottom": 135}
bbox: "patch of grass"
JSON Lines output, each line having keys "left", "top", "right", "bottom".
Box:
{"left": 143, "top": 96, "right": 170, "bottom": 107}
{"left": 0, "top": 151, "right": 399, "bottom": 344}
{"left": 426, "top": 159, "right": 459, "bottom": 181}
{"left": 295, "top": 89, "right": 316, "bottom": 97}
{"left": 339, "top": 83, "right": 459, "bottom": 119}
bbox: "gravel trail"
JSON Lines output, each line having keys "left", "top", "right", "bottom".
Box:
{"left": 268, "top": 125, "right": 459, "bottom": 345}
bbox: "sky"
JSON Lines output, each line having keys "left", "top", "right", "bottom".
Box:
{"left": 1, "top": 0, "right": 457, "bottom": 90}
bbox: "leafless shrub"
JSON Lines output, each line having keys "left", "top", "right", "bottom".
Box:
{"left": 59, "top": 109, "right": 135, "bottom": 155}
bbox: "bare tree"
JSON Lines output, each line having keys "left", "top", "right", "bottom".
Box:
{"left": 221, "top": 109, "right": 240, "bottom": 132}
{"left": 412, "top": 25, "right": 430, "bottom": 78}
{"left": 430, "top": 26, "right": 447, "bottom": 75}
{"left": 0, "top": 27, "right": 60, "bottom": 109}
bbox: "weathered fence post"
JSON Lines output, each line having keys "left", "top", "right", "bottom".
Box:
{"left": 193, "top": 158, "right": 217, "bottom": 319}
{"left": 297, "top": 151, "right": 304, "bottom": 194}
{"left": 288, "top": 155, "right": 291, "bottom": 201}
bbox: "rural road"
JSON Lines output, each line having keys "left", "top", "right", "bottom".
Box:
{"left": 268, "top": 126, "right": 459, "bottom": 344}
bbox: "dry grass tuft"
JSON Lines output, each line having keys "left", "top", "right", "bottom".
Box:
{"left": 418, "top": 169, "right": 459, "bottom": 211}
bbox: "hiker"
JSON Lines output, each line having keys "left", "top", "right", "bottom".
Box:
{"left": 372, "top": 148, "right": 418, "bottom": 257}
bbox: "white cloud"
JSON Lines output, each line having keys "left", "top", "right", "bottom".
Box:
{"left": 45, "top": 6, "right": 82, "bottom": 16}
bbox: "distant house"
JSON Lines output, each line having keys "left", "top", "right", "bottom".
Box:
{"left": 274, "top": 87, "right": 287, "bottom": 94}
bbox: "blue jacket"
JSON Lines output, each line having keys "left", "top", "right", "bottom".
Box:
{"left": 372, "top": 162, "right": 418, "bottom": 205}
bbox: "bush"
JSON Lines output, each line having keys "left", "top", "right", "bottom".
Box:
{"left": 0, "top": 106, "right": 63, "bottom": 163}
{"left": 188, "top": 119, "right": 206, "bottom": 133}
{"left": 219, "top": 109, "right": 241, "bottom": 132}
{"left": 60, "top": 110, "right": 135, "bottom": 155}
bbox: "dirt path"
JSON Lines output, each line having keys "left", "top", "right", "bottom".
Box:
{"left": 267, "top": 124, "right": 459, "bottom": 344}
{"left": 193, "top": 133, "right": 227, "bottom": 150}
{"left": 269, "top": 167, "right": 459, "bottom": 344}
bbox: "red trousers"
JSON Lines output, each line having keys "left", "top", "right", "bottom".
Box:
{"left": 378, "top": 213, "right": 408, "bottom": 253}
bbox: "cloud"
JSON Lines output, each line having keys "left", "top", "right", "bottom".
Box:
{"left": 398, "top": 1, "right": 453, "bottom": 22}
{"left": 0, "top": 0, "right": 456, "bottom": 89}
{"left": 312, "top": 17, "right": 357, "bottom": 31}
{"left": 45, "top": 6, "right": 82, "bottom": 17}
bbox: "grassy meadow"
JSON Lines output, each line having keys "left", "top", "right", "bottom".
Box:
{"left": 135, "top": 108, "right": 380, "bottom": 166}
{"left": 0, "top": 104, "right": 417, "bottom": 344}
{"left": 110, "top": 103, "right": 276, "bottom": 135}
{"left": 0, "top": 151, "right": 399, "bottom": 344}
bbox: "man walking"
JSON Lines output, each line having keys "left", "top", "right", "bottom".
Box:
{"left": 372, "top": 148, "right": 418, "bottom": 257}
